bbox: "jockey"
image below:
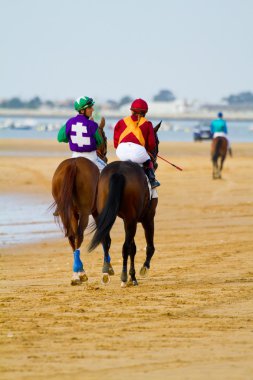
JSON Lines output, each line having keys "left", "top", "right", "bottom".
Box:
{"left": 114, "top": 98, "right": 160, "bottom": 188}
{"left": 57, "top": 96, "right": 106, "bottom": 171}
{"left": 210, "top": 112, "right": 232, "bottom": 156}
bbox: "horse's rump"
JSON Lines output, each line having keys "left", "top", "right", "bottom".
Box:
{"left": 211, "top": 136, "right": 228, "bottom": 161}
{"left": 52, "top": 157, "right": 99, "bottom": 236}
{"left": 89, "top": 161, "right": 150, "bottom": 251}
{"left": 97, "top": 161, "right": 150, "bottom": 221}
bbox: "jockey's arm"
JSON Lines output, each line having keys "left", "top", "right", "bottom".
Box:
{"left": 224, "top": 121, "right": 228, "bottom": 134}
{"left": 57, "top": 124, "right": 69, "bottom": 143}
{"left": 113, "top": 121, "right": 121, "bottom": 148}
{"left": 147, "top": 122, "right": 156, "bottom": 152}
{"left": 94, "top": 128, "right": 103, "bottom": 147}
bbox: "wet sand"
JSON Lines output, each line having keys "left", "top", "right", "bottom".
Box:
{"left": 1, "top": 139, "right": 253, "bottom": 380}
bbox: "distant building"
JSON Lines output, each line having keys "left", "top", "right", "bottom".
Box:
{"left": 119, "top": 99, "right": 190, "bottom": 117}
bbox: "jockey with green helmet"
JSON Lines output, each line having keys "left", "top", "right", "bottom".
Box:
{"left": 114, "top": 98, "right": 160, "bottom": 188}
{"left": 57, "top": 96, "right": 106, "bottom": 170}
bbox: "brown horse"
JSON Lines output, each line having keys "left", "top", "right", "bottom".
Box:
{"left": 51, "top": 118, "right": 113, "bottom": 285}
{"left": 88, "top": 122, "right": 162, "bottom": 287}
{"left": 211, "top": 136, "right": 228, "bottom": 179}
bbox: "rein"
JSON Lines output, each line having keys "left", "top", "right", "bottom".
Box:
{"left": 97, "top": 126, "right": 108, "bottom": 163}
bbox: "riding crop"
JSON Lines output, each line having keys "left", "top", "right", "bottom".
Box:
{"left": 157, "top": 154, "right": 183, "bottom": 171}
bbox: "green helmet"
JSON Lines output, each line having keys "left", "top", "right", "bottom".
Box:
{"left": 74, "top": 96, "right": 95, "bottom": 111}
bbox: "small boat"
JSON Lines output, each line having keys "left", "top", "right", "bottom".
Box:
{"left": 9, "top": 118, "right": 37, "bottom": 130}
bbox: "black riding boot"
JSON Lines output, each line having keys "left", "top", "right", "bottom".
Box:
{"left": 145, "top": 167, "right": 160, "bottom": 189}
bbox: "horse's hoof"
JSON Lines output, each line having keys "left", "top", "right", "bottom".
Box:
{"left": 121, "top": 272, "right": 128, "bottom": 283}
{"left": 121, "top": 281, "right": 127, "bottom": 288}
{"left": 101, "top": 273, "right": 110, "bottom": 285}
{"left": 132, "top": 280, "right": 138, "bottom": 286}
{"left": 78, "top": 272, "right": 88, "bottom": 283}
{"left": 140, "top": 266, "right": 149, "bottom": 277}
{"left": 108, "top": 264, "right": 115, "bottom": 276}
{"left": 71, "top": 278, "right": 82, "bottom": 286}
{"left": 102, "top": 262, "right": 114, "bottom": 276}
{"left": 71, "top": 272, "right": 82, "bottom": 285}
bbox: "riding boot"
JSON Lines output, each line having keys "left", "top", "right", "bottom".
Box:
{"left": 144, "top": 168, "right": 160, "bottom": 188}
{"left": 228, "top": 147, "right": 233, "bottom": 157}
{"left": 143, "top": 159, "right": 160, "bottom": 189}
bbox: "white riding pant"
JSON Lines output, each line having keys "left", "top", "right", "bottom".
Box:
{"left": 71, "top": 151, "right": 106, "bottom": 172}
{"left": 213, "top": 132, "right": 230, "bottom": 147}
{"left": 116, "top": 142, "right": 150, "bottom": 164}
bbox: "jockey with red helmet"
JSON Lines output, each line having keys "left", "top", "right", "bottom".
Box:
{"left": 114, "top": 98, "right": 160, "bottom": 188}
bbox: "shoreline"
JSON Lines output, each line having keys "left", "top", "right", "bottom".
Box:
{"left": 1, "top": 108, "right": 253, "bottom": 121}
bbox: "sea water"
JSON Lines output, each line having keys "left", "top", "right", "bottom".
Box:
{"left": 0, "top": 116, "right": 253, "bottom": 142}
{"left": 0, "top": 194, "right": 62, "bottom": 246}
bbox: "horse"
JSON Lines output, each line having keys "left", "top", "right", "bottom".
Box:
{"left": 51, "top": 117, "right": 113, "bottom": 285}
{"left": 88, "top": 122, "right": 162, "bottom": 287}
{"left": 211, "top": 136, "right": 228, "bottom": 179}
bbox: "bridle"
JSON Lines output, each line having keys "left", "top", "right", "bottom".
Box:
{"left": 148, "top": 130, "right": 159, "bottom": 170}
{"left": 96, "top": 126, "right": 108, "bottom": 163}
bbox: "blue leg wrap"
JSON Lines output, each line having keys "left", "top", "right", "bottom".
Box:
{"left": 102, "top": 245, "right": 111, "bottom": 263}
{"left": 73, "top": 249, "right": 84, "bottom": 272}
{"left": 104, "top": 253, "right": 111, "bottom": 263}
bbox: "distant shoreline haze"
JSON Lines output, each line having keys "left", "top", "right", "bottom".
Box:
{"left": 0, "top": 108, "right": 253, "bottom": 121}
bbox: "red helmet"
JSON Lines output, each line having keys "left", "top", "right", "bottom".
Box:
{"left": 130, "top": 98, "right": 148, "bottom": 113}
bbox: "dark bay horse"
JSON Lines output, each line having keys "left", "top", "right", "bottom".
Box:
{"left": 51, "top": 118, "right": 113, "bottom": 285}
{"left": 88, "top": 122, "right": 161, "bottom": 287}
{"left": 211, "top": 136, "right": 228, "bottom": 179}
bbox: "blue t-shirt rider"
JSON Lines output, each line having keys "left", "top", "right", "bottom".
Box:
{"left": 210, "top": 112, "right": 232, "bottom": 156}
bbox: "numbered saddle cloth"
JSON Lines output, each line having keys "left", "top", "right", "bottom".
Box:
{"left": 145, "top": 175, "right": 158, "bottom": 199}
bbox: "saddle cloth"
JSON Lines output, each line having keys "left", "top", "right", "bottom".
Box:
{"left": 145, "top": 175, "right": 158, "bottom": 199}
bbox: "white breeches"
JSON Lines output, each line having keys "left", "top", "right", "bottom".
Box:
{"left": 71, "top": 151, "right": 106, "bottom": 172}
{"left": 116, "top": 142, "right": 150, "bottom": 164}
{"left": 213, "top": 132, "right": 230, "bottom": 147}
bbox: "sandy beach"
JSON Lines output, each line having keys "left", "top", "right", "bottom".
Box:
{"left": 1, "top": 139, "right": 253, "bottom": 380}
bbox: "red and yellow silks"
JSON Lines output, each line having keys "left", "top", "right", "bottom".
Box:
{"left": 118, "top": 116, "right": 146, "bottom": 146}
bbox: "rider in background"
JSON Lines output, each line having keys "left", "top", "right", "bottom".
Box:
{"left": 114, "top": 98, "right": 160, "bottom": 188}
{"left": 210, "top": 112, "right": 232, "bottom": 156}
{"left": 57, "top": 96, "right": 106, "bottom": 171}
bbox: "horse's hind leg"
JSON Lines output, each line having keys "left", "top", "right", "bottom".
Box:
{"left": 129, "top": 239, "right": 138, "bottom": 286}
{"left": 71, "top": 214, "right": 89, "bottom": 285}
{"left": 121, "top": 222, "right": 137, "bottom": 287}
{"left": 92, "top": 212, "right": 114, "bottom": 284}
{"left": 101, "top": 233, "right": 114, "bottom": 285}
{"left": 212, "top": 160, "right": 218, "bottom": 179}
{"left": 140, "top": 216, "right": 155, "bottom": 277}
{"left": 219, "top": 157, "right": 225, "bottom": 179}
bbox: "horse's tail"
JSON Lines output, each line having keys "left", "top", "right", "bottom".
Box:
{"left": 56, "top": 160, "right": 77, "bottom": 237}
{"left": 212, "top": 137, "right": 222, "bottom": 162}
{"left": 88, "top": 173, "right": 125, "bottom": 251}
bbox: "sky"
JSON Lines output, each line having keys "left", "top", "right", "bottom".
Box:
{"left": 1, "top": 0, "right": 253, "bottom": 103}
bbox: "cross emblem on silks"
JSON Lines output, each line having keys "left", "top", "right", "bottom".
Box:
{"left": 71, "top": 122, "right": 91, "bottom": 147}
